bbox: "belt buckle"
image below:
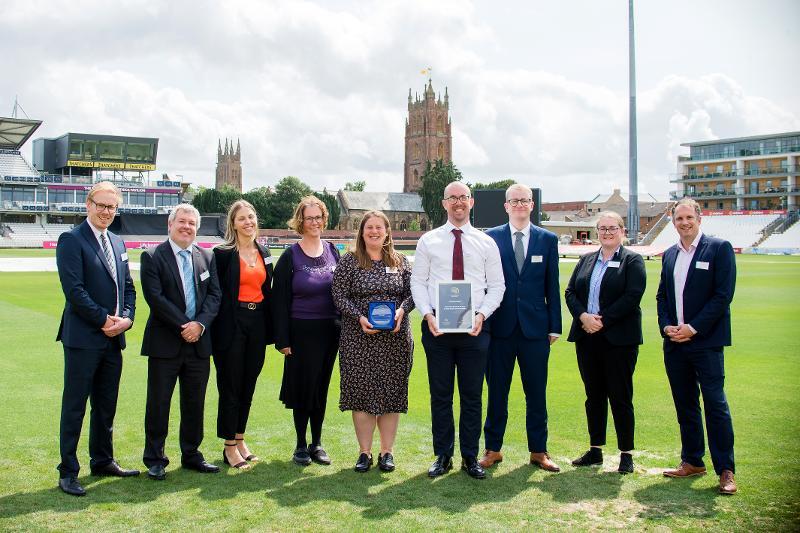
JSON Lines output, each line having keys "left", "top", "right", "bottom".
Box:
{"left": 247, "top": 302, "right": 256, "bottom": 310}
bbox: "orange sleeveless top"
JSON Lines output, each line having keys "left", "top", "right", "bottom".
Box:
{"left": 238, "top": 255, "right": 266, "bottom": 303}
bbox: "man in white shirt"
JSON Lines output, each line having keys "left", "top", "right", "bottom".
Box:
{"left": 410, "top": 181, "right": 505, "bottom": 479}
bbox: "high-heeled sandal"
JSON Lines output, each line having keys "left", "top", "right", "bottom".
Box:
{"left": 236, "top": 438, "right": 259, "bottom": 462}
{"left": 224, "top": 442, "right": 249, "bottom": 469}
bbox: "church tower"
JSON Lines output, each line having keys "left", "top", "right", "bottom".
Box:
{"left": 404, "top": 79, "right": 452, "bottom": 193}
{"left": 215, "top": 138, "right": 242, "bottom": 192}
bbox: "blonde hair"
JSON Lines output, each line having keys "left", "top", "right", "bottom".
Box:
{"left": 671, "top": 197, "right": 702, "bottom": 218}
{"left": 352, "top": 210, "right": 402, "bottom": 270}
{"left": 596, "top": 210, "right": 625, "bottom": 230}
{"left": 288, "top": 195, "right": 329, "bottom": 234}
{"left": 87, "top": 181, "right": 122, "bottom": 204}
{"left": 219, "top": 199, "right": 257, "bottom": 250}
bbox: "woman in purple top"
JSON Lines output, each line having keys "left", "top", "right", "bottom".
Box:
{"left": 271, "top": 195, "right": 341, "bottom": 467}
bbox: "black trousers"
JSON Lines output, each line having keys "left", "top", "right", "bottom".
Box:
{"left": 665, "top": 344, "right": 735, "bottom": 474}
{"left": 143, "top": 343, "right": 210, "bottom": 468}
{"left": 214, "top": 307, "right": 267, "bottom": 440}
{"left": 484, "top": 327, "right": 551, "bottom": 453}
{"left": 421, "top": 320, "right": 490, "bottom": 459}
{"left": 575, "top": 334, "right": 638, "bottom": 451}
{"left": 58, "top": 344, "right": 122, "bottom": 478}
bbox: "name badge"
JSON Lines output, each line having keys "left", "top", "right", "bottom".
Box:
{"left": 531, "top": 255, "right": 543, "bottom": 263}
{"left": 607, "top": 261, "right": 620, "bottom": 268}
{"left": 696, "top": 261, "right": 710, "bottom": 270}
{"left": 264, "top": 256, "right": 274, "bottom": 265}
{"left": 120, "top": 252, "right": 128, "bottom": 261}
{"left": 200, "top": 271, "right": 210, "bottom": 281}
{"left": 386, "top": 266, "right": 399, "bottom": 274}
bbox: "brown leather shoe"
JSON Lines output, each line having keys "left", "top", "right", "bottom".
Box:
{"left": 530, "top": 452, "right": 560, "bottom": 472}
{"left": 719, "top": 470, "right": 737, "bottom": 495}
{"left": 663, "top": 461, "right": 707, "bottom": 478}
{"left": 478, "top": 449, "right": 503, "bottom": 468}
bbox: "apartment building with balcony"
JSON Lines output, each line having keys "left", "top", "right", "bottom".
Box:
{"left": 670, "top": 132, "right": 800, "bottom": 211}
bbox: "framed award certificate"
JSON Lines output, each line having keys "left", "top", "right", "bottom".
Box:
{"left": 368, "top": 301, "right": 396, "bottom": 330}
{"left": 435, "top": 281, "right": 474, "bottom": 333}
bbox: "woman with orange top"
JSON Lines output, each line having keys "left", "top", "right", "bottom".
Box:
{"left": 212, "top": 200, "right": 274, "bottom": 469}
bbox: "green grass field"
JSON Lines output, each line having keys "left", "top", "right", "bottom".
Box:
{"left": 0, "top": 252, "right": 798, "bottom": 531}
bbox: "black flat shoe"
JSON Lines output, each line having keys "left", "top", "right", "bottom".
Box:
{"left": 182, "top": 460, "right": 220, "bottom": 473}
{"left": 309, "top": 445, "right": 331, "bottom": 465}
{"left": 378, "top": 453, "right": 395, "bottom": 472}
{"left": 293, "top": 446, "right": 312, "bottom": 466}
{"left": 91, "top": 461, "right": 140, "bottom": 477}
{"left": 461, "top": 456, "right": 486, "bottom": 479}
{"left": 354, "top": 452, "right": 373, "bottom": 473}
{"left": 428, "top": 455, "right": 453, "bottom": 477}
{"left": 58, "top": 477, "right": 86, "bottom": 496}
{"left": 147, "top": 464, "right": 166, "bottom": 480}
{"left": 618, "top": 452, "right": 634, "bottom": 474}
{"left": 572, "top": 448, "right": 603, "bottom": 467}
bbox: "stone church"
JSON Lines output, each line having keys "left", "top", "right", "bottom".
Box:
{"left": 404, "top": 79, "right": 453, "bottom": 192}
{"left": 216, "top": 138, "right": 242, "bottom": 192}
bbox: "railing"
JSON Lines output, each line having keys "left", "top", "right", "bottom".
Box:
{"left": 687, "top": 146, "right": 800, "bottom": 161}
{"left": 671, "top": 166, "right": 799, "bottom": 181}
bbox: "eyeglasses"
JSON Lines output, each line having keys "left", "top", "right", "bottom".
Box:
{"left": 507, "top": 198, "right": 532, "bottom": 207}
{"left": 91, "top": 200, "right": 118, "bottom": 213}
{"left": 303, "top": 215, "right": 324, "bottom": 223}
{"left": 444, "top": 195, "right": 470, "bottom": 204}
{"left": 597, "top": 226, "right": 620, "bottom": 234}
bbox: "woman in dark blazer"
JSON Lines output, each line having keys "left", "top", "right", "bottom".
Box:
{"left": 212, "top": 200, "right": 274, "bottom": 469}
{"left": 564, "top": 211, "right": 646, "bottom": 474}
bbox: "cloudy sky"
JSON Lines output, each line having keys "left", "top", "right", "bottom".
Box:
{"left": 2, "top": 0, "right": 799, "bottom": 201}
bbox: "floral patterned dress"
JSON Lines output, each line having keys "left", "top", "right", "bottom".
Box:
{"left": 331, "top": 252, "right": 415, "bottom": 415}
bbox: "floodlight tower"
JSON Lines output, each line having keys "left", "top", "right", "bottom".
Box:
{"left": 627, "top": 0, "right": 640, "bottom": 243}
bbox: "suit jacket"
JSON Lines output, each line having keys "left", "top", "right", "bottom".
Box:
{"left": 211, "top": 242, "right": 275, "bottom": 353}
{"left": 140, "top": 241, "right": 221, "bottom": 358}
{"left": 565, "top": 246, "right": 646, "bottom": 346}
{"left": 485, "top": 223, "right": 562, "bottom": 339}
{"left": 56, "top": 220, "right": 135, "bottom": 350}
{"left": 656, "top": 234, "right": 735, "bottom": 351}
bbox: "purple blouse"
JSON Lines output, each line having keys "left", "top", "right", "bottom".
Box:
{"left": 290, "top": 241, "right": 339, "bottom": 319}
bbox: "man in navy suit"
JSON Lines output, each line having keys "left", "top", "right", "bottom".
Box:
{"left": 55, "top": 181, "right": 140, "bottom": 496}
{"left": 140, "top": 204, "right": 221, "bottom": 480}
{"left": 656, "top": 198, "right": 737, "bottom": 495}
{"left": 480, "top": 183, "right": 562, "bottom": 472}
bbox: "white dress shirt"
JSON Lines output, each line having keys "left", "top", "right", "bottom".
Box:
{"left": 411, "top": 221, "right": 505, "bottom": 320}
{"left": 168, "top": 238, "right": 206, "bottom": 332}
{"left": 673, "top": 230, "right": 702, "bottom": 332}
{"left": 87, "top": 219, "right": 118, "bottom": 315}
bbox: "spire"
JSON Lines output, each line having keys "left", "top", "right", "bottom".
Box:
{"left": 224, "top": 138, "right": 229, "bottom": 156}
{"left": 236, "top": 138, "right": 240, "bottom": 156}
{"left": 444, "top": 86, "right": 449, "bottom": 107}
{"left": 408, "top": 88, "right": 412, "bottom": 105}
{"left": 217, "top": 139, "right": 222, "bottom": 157}
{"left": 425, "top": 78, "right": 435, "bottom": 99}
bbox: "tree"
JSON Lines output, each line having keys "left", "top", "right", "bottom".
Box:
{"left": 270, "top": 176, "right": 313, "bottom": 229}
{"left": 344, "top": 180, "right": 366, "bottom": 192}
{"left": 419, "top": 159, "right": 463, "bottom": 228}
{"left": 242, "top": 187, "right": 274, "bottom": 228}
{"left": 318, "top": 188, "right": 341, "bottom": 230}
{"left": 471, "top": 178, "right": 516, "bottom": 191}
{"left": 191, "top": 186, "right": 242, "bottom": 215}
{"left": 408, "top": 218, "right": 420, "bottom": 231}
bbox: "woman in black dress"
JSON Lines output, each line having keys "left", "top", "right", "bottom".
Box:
{"left": 212, "top": 200, "right": 273, "bottom": 469}
{"left": 271, "top": 196, "right": 340, "bottom": 466}
{"left": 332, "top": 210, "right": 414, "bottom": 473}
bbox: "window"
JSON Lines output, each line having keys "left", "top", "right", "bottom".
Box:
{"left": 718, "top": 202, "right": 724, "bottom": 209}
{"left": 126, "top": 143, "right": 153, "bottom": 162}
{"left": 703, "top": 202, "right": 709, "bottom": 208}
{"left": 82, "top": 141, "right": 97, "bottom": 160}
{"left": 99, "top": 141, "right": 124, "bottom": 161}
{"left": 750, "top": 181, "right": 759, "bottom": 194}
{"left": 438, "top": 143, "right": 444, "bottom": 159}
{"left": 750, "top": 199, "right": 758, "bottom": 209}
{"left": 69, "top": 141, "right": 82, "bottom": 158}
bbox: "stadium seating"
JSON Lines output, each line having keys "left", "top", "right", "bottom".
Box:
{"left": 758, "top": 220, "right": 800, "bottom": 250}
{"left": 648, "top": 214, "right": 780, "bottom": 249}
{"left": 0, "top": 222, "right": 74, "bottom": 248}
{"left": 0, "top": 150, "right": 39, "bottom": 178}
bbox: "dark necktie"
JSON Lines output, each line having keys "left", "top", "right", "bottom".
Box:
{"left": 514, "top": 231, "right": 525, "bottom": 273}
{"left": 452, "top": 228, "right": 464, "bottom": 280}
{"left": 99, "top": 232, "right": 115, "bottom": 278}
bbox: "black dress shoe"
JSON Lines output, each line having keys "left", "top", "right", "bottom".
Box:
{"left": 58, "top": 477, "right": 86, "bottom": 496}
{"left": 309, "top": 445, "right": 331, "bottom": 465}
{"left": 461, "top": 456, "right": 486, "bottom": 479}
{"left": 618, "top": 452, "right": 634, "bottom": 474}
{"left": 91, "top": 461, "right": 141, "bottom": 477}
{"left": 182, "top": 460, "right": 220, "bottom": 473}
{"left": 378, "top": 453, "right": 395, "bottom": 472}
{"left": 428, "top": 455, "right": 453, "bottom": 477}
{"left": 572, "top": 448, "right": 603, "bottom": 467}
{"left": 293, "top": 446, "right": 312, "bottom": 466}
{"left": 354, "top": 452, "right": 373, "bottom": 473}
{"left": 147, "top": 464, "right": 166, "bottom": 480}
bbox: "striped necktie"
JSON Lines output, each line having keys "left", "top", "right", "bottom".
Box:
{"left": 99, "top": 232, "right": 116, "bottom": 279}
{"left": 179, "top": 249, "right": 196, "bottom": 320}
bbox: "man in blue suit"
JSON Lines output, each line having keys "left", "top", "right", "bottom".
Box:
{"left": 480, "top": 183, "right": 562, "bottom": 472}
{"left": 656, "top": 198, "right": 737, "bottom": 495}
{"left": 55, "top": 181, "right": 140, "bottom": 496}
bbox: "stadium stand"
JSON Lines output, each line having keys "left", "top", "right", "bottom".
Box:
{"left": 648, "top": 213, "right": 781, "bottom": 249}
{"left": 0, "top": 149, "right": 40, "bottom": 178}
{"left": 0, "top": 221, "right": 74, "bottom": 248}
{"left": 758, "top": 220, "right": 800, "bottom": 250}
